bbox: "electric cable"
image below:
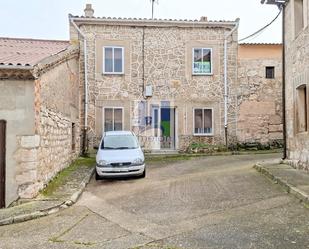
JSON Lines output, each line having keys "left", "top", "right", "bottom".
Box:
{"left": 238, "top": 7, "right": 282, "bottom": 42}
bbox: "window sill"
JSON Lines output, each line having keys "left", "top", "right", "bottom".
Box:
{"left": 103, "top": 72, "right": 124, "bottom": 75}
{"left": 193, "top": 133, "right": 214, "bottom": 137}
{"left": 192, "top": 73, "right": 213, "bottom": 76}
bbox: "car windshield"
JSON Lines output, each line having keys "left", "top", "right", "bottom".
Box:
{"left": 101, "top": 134, "right": 139, "bottom": 150}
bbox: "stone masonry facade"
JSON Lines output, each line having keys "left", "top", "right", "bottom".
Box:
{"left": 12, "top": 48, "right": 80, "bottom": 199}
{"left": 0, "top": 4, "right": 288, "bottom": 206}
{"left": 70, "top": 10, "right": 239, "bottom": 151}
{"left": 284, "top": 0, "right": 309, "bottom": 171}
{"left": 237, "top": 44, "right": 283, "bottom": 147}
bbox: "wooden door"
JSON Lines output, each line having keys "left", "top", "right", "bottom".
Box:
{"left": 0, "top": 120, "right": 6, "bottom": 208}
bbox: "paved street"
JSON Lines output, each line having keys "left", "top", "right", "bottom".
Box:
{"left": 0, "top": 153, "right": 308, "bottom": 249}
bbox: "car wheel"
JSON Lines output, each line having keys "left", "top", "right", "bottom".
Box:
{"left": 95, "top": 171, "right": 102, "bottom": 181}
{"left": 139, "top": 169, "right": 146, "bottom": 178}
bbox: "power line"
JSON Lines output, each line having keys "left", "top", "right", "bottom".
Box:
{"left": 238, "top": 7, "right": 282, "bottom": 42}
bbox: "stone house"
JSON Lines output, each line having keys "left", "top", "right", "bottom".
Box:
{"left": 283, "top": 0, "right": 309, "bottom": 171}
{"left": 237, "top": 43, "right": 283, "bottom": 147}
{"left": 0, "top": 4, "right": 286, "bottom": 207}
{"left": 0, "top": 38, "right": 80, "bottom": 207}
{"left": 69, "top": 4, "right": 239, "bottom": 152}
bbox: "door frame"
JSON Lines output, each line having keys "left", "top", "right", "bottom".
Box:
{"left": 160, "top": 107, "right": 176, "bottom": 150}
{"left": 0, "top": 120, "right": 6, "bottom": 208}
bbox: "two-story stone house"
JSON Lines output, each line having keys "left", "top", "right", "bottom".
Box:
{"left": 69, "top": 4, "right": 239, "bottom": 152}
{"left": 0, "top": 4, "right": 285, "bottom": 207}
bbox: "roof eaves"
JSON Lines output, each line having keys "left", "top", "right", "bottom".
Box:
{"left": 69, "top": 15, "right": 238, "bottom": 28}
{"left": 239, "top": 42, "right": 282, "bottom": 45}
{"left": 32, "top": 45, "right": 79, "bottom": 78}
{"left": 0, "top": 64, "right": 33, "bottom": 70}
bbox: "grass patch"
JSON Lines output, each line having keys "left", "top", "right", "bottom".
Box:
{"left": 40, "top": 157, "right": 95, "bottom": 196}
{"left": 74, "top": 241, "right": 96, "bottom": 246}
{"left": 132, "top": 243, "right": 185, "bottom": 249}
{"left": 145, "top": 149, "right": 283, "bottom": 164}
{"left": 49, "top": 237, "right": 65, "bottom": 243}
{"left": 145, "top": 154, "right": 194, "bottom": 164}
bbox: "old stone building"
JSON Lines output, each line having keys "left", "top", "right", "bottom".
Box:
{"left": 70, "top": 4, "right": 239, "bottom": 152}
{"left": 237, "top": 43, "right": 283, "bottom": 147}
{"left": 0, "top": 4, "right": 287, "bottom": 207}
{"left": 0, "top": 38, "right": 80, "bottom": 207}
{"left": 284, "top": 0, "right": 309, "bottom": 171}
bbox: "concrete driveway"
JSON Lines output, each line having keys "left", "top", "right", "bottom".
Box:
{"left": 0, "top": 153, "right": 308, "bottom": 249}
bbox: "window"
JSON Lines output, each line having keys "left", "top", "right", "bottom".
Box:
{"left": 266, "top": 66, "right": 275, "bottom": 79}
{"left": 296, "top": 85, "right": 307, "bottom": 133}
{"left": 104, "top": 108, "right": 123, "bottom": 132}
{"left": 103, "top": 47, "right": 124, "bottom": 74}
{"left": 194, "top": 108, "right": 213, "bottom": 135}
{"left": 192, "top": 48, "right": 212, "bottom": 75}
{"left": 72, "top": 123, "right": 76, "bottom": 151}
{"left": 294, "top": 0, "right": 304, "bottom": 36}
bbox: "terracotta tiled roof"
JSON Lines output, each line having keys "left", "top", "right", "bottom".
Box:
{"left": 0, "top": 37, "right": 70, "bottom": 67}
{"left": 70, "top": 15, "right": 235, "bottom": 23}
{"left": 69, "top": 14, "right": 238, "bottom": 28}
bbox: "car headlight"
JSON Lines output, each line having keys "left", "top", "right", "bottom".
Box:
{"left": 133, "top": 158, "right": 144, "bottom": 166}
{"left": 97, "top": 160, "right": 109, "bottom": 167}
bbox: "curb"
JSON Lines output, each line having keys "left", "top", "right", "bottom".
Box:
{"left": 0, "top": 168, "right": 95, "bottom": 226}
{"left": 254, "top": 164, "right": 309, "bottom": 207}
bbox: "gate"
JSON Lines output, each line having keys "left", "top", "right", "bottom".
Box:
{"left": 0, "top": 120, "right": 6, "bottom": 208}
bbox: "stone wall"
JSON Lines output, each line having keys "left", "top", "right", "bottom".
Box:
{"left": 237, "top": 44, "right": 283, "bottom": 146}
{"left": 35, "top": 53, "right": 81, "bottom": 192}
{"left": 0, "top": 79, "right": 35, "bottom": 206}
{"left": 13, "top": 51, "right": 81, "bottom": 199}
{"left": 72, "top": 18, "right": 238, "bottom": 151}
{"left": 284, "top": 1, "right": 309, "bottom": 171}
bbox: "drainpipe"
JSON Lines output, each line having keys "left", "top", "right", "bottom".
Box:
{"left": 224, "top": 18, "right": 240, "bottom": 148}
{"left": 70, "top": 17, "right": 89, "bottom": 155}
{"left": 282, "top": 4, "right": 287, "bottom": 159}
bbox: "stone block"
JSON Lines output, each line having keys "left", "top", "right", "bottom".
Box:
{"left": 269, "top": 124, "right": 283, "bottom": 133}
{"left": 269, "top": 115, "right": 282, "bottom": 125}
{"left": 20, "top": 135, "right": 40, "bottom": 148}
{"left": 18, "top": 182, "right": 43, "bottom": 199}
{"left": 269, "top": 132, "right": 283, "bottom": 140}
{"left": 16, "top": 170, "right": 37, "bottom": 184}
{"left": 18, "top": 149, "right": 38, "bottom": 162}
{"left": 20, "top": 162, "right": 37, "bottom": 171}
{"left": 239, "top": 101, "right": 276, "bottom": 115}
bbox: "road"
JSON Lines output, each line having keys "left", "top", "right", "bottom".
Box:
{"left": 0, "top": 153, "right": 308, "bottom": 249}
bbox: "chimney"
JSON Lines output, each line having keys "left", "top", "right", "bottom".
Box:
{"left": 200, "top": 16, "right": 208, "bottom": 22}
{"left": 84, "top": 4, "right": 94, "bottom": 18}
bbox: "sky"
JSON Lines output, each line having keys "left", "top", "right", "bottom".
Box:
{"left": 0, "top": 0, "right": 282, "bottom": 43}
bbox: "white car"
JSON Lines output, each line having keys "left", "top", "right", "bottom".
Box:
{"left": 95, "top": 131, "right": 146, "bottom": 180}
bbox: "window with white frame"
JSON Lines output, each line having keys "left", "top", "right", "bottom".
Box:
{"left": 103, "top": 47, "right": 124, "bottom": 74}
{"left": 104, "top": 108, "right": 123, "bottom": 132}
{"left": 194, "top": 108, "right": 213, "bottom": 135}
{"left": 192, "top": 48, "right": 212, "bottom": 75}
